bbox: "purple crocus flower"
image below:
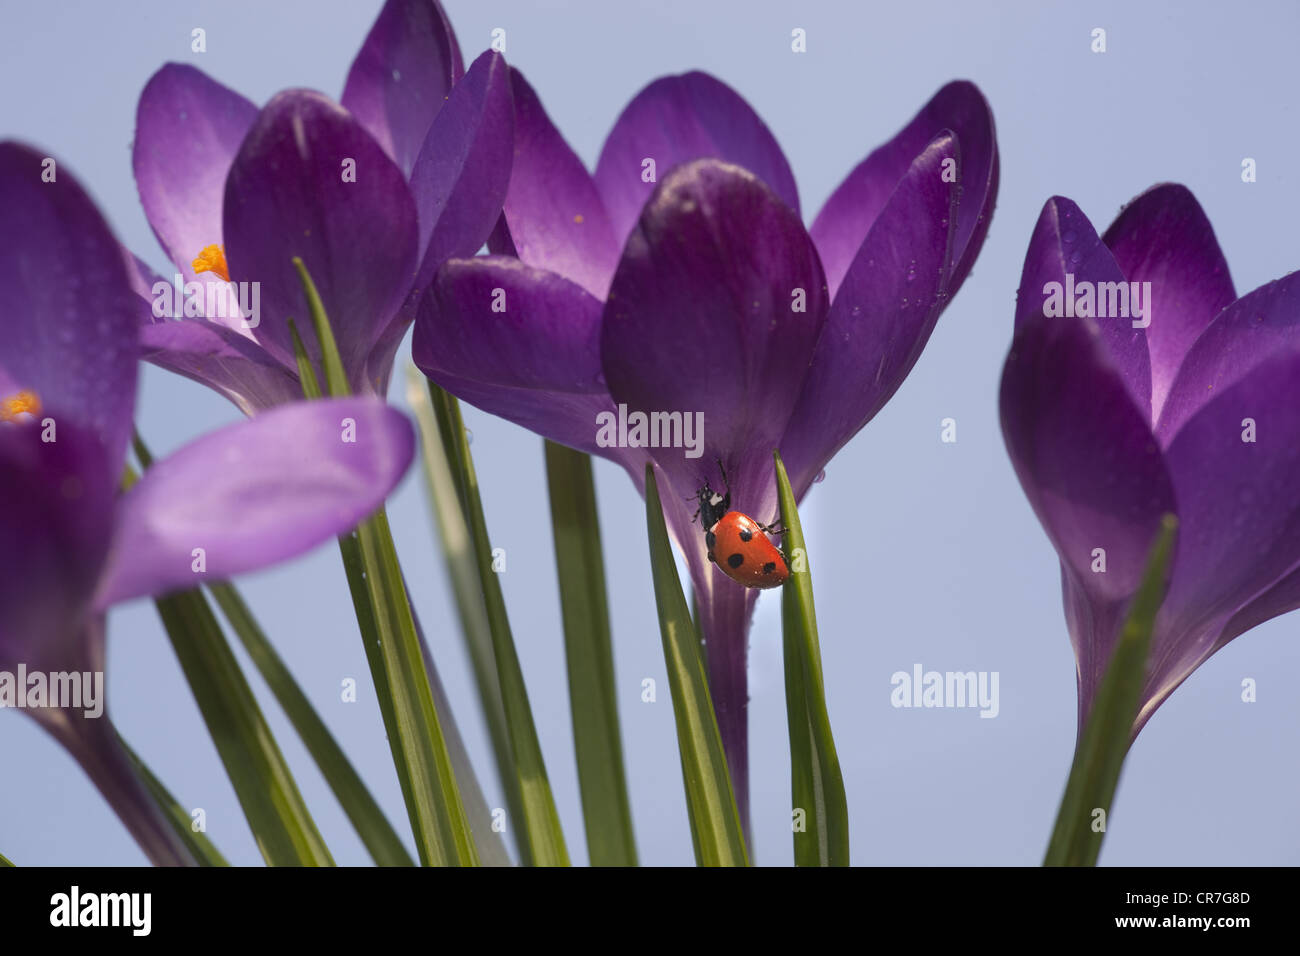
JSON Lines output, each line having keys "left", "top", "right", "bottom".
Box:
{"left": 1001, "top": 185, "right": 1300, "bottom": 737}
{"left": 415, "top": 69, "right": 999, "bottom": 819}
{"left": 130, "top": 0, "right": 511, "bottom": 414}
{"left": 0, "top": 141, "right": 416, "bottom": 864}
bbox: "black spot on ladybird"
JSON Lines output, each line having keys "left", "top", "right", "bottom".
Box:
{"left": 727, "top": 553, "right": 744, "bottom": 569}
{"left": 763, "top": 562, "right": 776, "bottom": 574}
{"left": 738, "top": 528, "right": 753, "bottom": 543}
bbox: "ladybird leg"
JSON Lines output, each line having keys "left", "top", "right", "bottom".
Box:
{"left": 716, "top": 457, "right": 730, "bottom": 490}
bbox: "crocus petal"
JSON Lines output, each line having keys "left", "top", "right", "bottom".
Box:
{"left": 415, "top": 256, "right": 619, "bottom": 457}
{"left": 1102, "top": 184, "right": 1236, "bottom": 421}
{"left": 223, "top": 90, "right": 419, "bottom": 381}
{"left": 601, "top": 158, "right": 828, "bottom": 498}
{"left": 1155, "top": 272, "right": 1300, "bottom": 446}
{"left": 0, "top": 142, "right": 139, "bottom": 474}
{"left": 1147, "top": 348, "right": 1300, "bottom": 722}
{"left": 779, "top": 133, "right": 957, "bottom": 493}
{"left": 592, "top": 71, "right": 800, "bottom": 249}
{"left": 810, "top": 81, "right": 998, "bottom": 299}
{"left": 1000, "top": 305, "right": 1177, "bottom": 712}
{"left": 0, "top": 422, "right": 114, "bottom": 668}
{"left": 140, "top": 320, "right": 302, "bottom": 415}
{"left": 409, "top": 50, "right": 514, "bottom": 289}
{"left": 1013, "top": 196, "right": 1152, "bottom": 419}
{"left": 492, "top": 68, "right": 620, "bottom": 299}
{"left": 341, "top": 0, "right": 464, "bottom": 179}
{"left": 132, "top": 64, "right": 257, "bottom": 281}
{"left": 94, "top": 398, "right": 415, "bottom": 608}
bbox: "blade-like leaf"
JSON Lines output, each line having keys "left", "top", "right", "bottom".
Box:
{"left": 0, "top": 852, "right": 13, "bottom": 866}
{"left": 117, "top": 732, "right": 230, "bottom": 867}
{"left": 208, "top": 582, "right": 414, "bottom": 866}
{"left": 545, "top": 439, "right": 638, "bottom": 866}
{"left": 434, "top": 386, "right": 570, "bottom": 866}
{"left": 154, "top": 588, "right": 334, "bottom": 866}
{"left": 773, "top": 451, "right": 849, "bottom": 867}
{"left": 643, "top": 464, "right": 749, "bottom": 867}
{"left": 405, "top": 366, "right": 524, "bottom": 858}
{"left": 294, "top": 260, "right": 478, "bottom": 866}
{"left": 1043, "top": 515, "right": 1178, "bottom": 867}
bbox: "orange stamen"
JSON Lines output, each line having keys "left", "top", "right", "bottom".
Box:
{"left": 192, "top": 244, "right": 230, "bottom": 282}
{"left": 0, "top": 390, "right": 41, "bottom": 422}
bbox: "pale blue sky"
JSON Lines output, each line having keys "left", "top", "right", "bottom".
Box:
{"left": 2, "top": 0, "right": 1297, "bottom": 865}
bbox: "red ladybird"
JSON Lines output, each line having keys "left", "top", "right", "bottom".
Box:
{"left": 691, "top": 463, "right": 789, "bottom": 590}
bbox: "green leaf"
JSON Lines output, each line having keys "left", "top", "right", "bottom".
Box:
{"left": 405, "top": 368, "right": 524, "bottom": 858}
{"left": 292, "top": 260, "right": 478, "bottom": 866}
{"left": 294, "top": 257, "right": 348, "bottom": 397}
{"left": 116, "top": 732, "right": 230, "bottom": 867}
{"left": 0, "top": 852, "right": 13, "bottom": 867}
{"left": 773, "top": 451, "right": 849, "bottom": 866}
{"left": 1043, "top": 514, "right": 1178, "bottom": 867}
{"left": 153, "top": 588, "right": 334, "bottom": 866}
{"left": 436, "top": 388, "right": 570, "bottom": 866}
{"left": 207, "top": 582, "right": 414, "bottom": 866}
{"left": 545, "top": 439, "right": 638, "bottom": 866}
{"left": 643, "top": 464, "right": 749, "bottom": 867}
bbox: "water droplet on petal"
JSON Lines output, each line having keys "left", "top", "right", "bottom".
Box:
{"left": 392, "top": 69, "right": 402, "bottom": 82}
{"left": 465, "top": 428, "right": 474, "bottom": 445}
{"left": 1062, "top": 229, "right": 1077, "bottom": 243}
{"left": 814, "top": 469, "right": 826, "bottom": 483}
{"left": 1070, "top": 250, "right": 1082, "bottom": 265}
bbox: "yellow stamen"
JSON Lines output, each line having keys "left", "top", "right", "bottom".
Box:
{"left": 0, "top": 390, "right": 41, "bottom": 421}
{"left": 192, "top": 244, "right": 229, "bottom": 282}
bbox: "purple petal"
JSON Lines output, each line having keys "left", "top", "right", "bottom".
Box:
{"left": 0, "top": 141, "right": 139, "bottom": 473}
{"left": 1102, "top": 184, "right": 1236, "bottom": 421}
{"left": 410, "top": 50, "right": 514, "bottom": 289}
{"left": 132, "top": 64, "right": 257, "bottom": 280}
{"left": 492, "top": 68, "right": 620, "bottom": 298}
{"left": 1155, "top": 272, "right": 1300, "bottom": 446}
{"left": 810, "top": 81, "right": 998, "bottom": 299}
{"left": 592, "top": 71, "right": 799, "bottom": 250}
{"left": 1146, "top": 348, "right": 1300, "bottom": 723}
{"left": 223, "top": 90, "right": 419, "bottom": 379}
{"left": 94, "top": 398, "right": 415, "bottom": 608}
{"left": 601, "top": 159, "right": 828, "bottom": 499}
{"left": 779, "top": 133, "right": 958, "bottom": 493}
{"left": 0, "top": 422, "right": 114, "bottom": 669}
{"left": 1013, "top": 197, "right": 1152, "bottom": 419}
{"left": 999, "top": 302, "right": 1176, "bottom": 715}
{"left": 341, "top": 0, "right": 464, "bottom": 179}
{"left": 140, "top": 320, "right": 302, "bottom": 415}
{"left": 414, "top": 256, "right": 620, "bottom": 457}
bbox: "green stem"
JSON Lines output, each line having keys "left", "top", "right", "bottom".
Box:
{"left": 643, "top": 465, "right": 748, "bottom": 867}
{"left": 438, "top": 390, "right": 569, "bottom": 866}
{"left": 544, "top": 440, "right": 638, "bottom": 866}
{"left": 208, "top": 582, "right": 414, "bottom": 866}
{"left": 154, "top": 588, "right": 334, "bottom": 866}
{"left": 1043, "top": 515, "right": 1178, "bottom": 866}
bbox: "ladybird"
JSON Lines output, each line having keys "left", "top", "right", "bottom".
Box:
{"left": 690, "top": 463, "right": 789, "bottom": 590}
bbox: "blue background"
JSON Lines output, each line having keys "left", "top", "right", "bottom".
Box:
{"left": 1, "top": 0, "right": 1297, "bottom": 865}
